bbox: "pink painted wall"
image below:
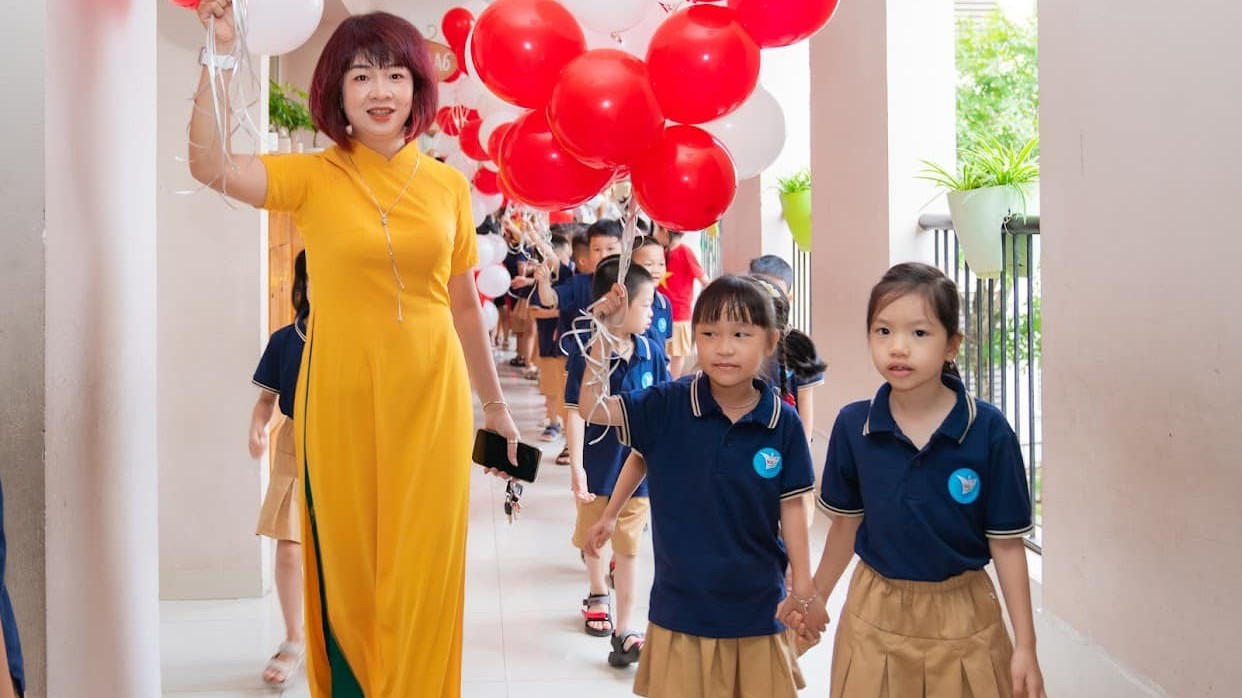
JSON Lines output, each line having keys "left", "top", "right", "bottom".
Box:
{"left": 1040, "top": 1, "right": 1241, "bottom": 694}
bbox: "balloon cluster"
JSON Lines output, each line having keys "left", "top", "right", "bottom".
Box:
{"left": 431, "top": 0, "right": 839, "bottom": 232}
{"left": 172, "top": 0, "right": 325, "bottom": 57}
{"left": 473, "top": 233, "right": 514, "bottom": 331}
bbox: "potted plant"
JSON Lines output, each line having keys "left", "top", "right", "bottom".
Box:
{"left": 269, "top": 81, "right": 316, "bottom": 152}
{"left": 919, "top": 136, "right": 1038, "bottom": 278}
{"left": 777, "top": 168, "right": 812, "bottom": 252}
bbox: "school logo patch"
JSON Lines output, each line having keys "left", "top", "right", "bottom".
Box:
{"left": 641, "top": 372, "right": 654, "bottom": 388}
{"left": 657, "top": 317, "right": 669, "bottom": 333}
{"left": 948, "top": 468, "right": 981, "bottom": 504}
{"left": 753, "top": 448, "right": 783, "bottom": 479}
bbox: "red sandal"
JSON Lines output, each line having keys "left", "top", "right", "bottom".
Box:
{"left": 581, "top": 593, "right": 612, "bottom": 637}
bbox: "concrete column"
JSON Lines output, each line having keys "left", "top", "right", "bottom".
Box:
{"left": 0, "top": 3, "right": 47, "bottom": 695}
{"left": 807, "top": 0, "right": 955, "bottom": 429}
{"left": 45, "top": 0, "right": 162, "bottom": 695}
{"left": 719, "top": 177, "right": 764, "bottom": 273}
{"left": 156, "top": 1, "right": 270, "bottom": 601}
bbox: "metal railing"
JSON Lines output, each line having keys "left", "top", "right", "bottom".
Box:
{"left": 919, "top": 213, "right": 1043, "bottom": 548}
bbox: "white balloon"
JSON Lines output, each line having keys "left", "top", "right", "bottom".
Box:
{"left": 246, "top": 0, "right": 325, "bottom": 55}
{"left": 485, "top": 233, "right": 510, "bottom": 263}
{"left": 476, "top": 234, "right": 498, "bottom": 266}
{"left": 438, "top": 80, "right": 459, "bottom": 109}
{"left": 622, "top": 2, "right": 673, "bottom": 59}
{"left": 454, "top": 74, "right": 487, "bottom": 111}
{"left": 479, "top": 108, "right": 522, "bottom": 153}
{"left": 481, "top": 300, "right": 500, "bottom": 330}
{"left": 701, "top": 85, "right": 786, "bottom": 180}
{"left": 476, "top": 190, "right": 505, "bottom": 214}
{"left": 477, "top": 264, "right": 513, "bottom": 298}
{"left": 471, "top": 196, "right": 490, "bottom": 228}
{"left": 562, "top": 0, "right": 648, "bottom": 34}
{"left": 446, "top": 152, "right": 476, "bottom": 177}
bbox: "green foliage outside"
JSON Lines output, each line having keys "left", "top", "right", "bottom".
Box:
{"left": 956, "top": 9, "right": 1039, "bottom": 152}
{"left": 269, "top": 81, "right": 315, "bottom": 138}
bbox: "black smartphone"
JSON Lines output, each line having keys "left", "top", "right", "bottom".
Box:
{"left": 472, "top": 429, "right": 541, "bottom": 483}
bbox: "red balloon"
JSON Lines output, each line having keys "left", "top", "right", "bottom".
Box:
{"left": 171, "top": 0, "right": 200, "bottom": 6}
{"left": 632, "top": 125, "right": 737, "bottom": 232}
{"left": 442, "top": 7, "right": 475, "bottom": 52}
{"left": 436, "top": 107, "right": 478, "bottom": 136}
{"left": 547, "top": 49, "right": 664, "bottom": 169}
{"left": 460, "top": 118, "right": 491, "bottom": 161}
{"left": 646, "top": 6, "right": 760, "bottom": 125}
{"left": 471, "top": 0, "right": 586, "bottom": 108}
{"left": 488, "top": 122, "right": 515, "bottom": 162}
{"left": 474, "top": 168, "right": 502, "bottom": 196}
{"left": 499, "top": 111, "right": 615, "bottom": 210}
{"left": 728, "top": 0, "right": 838, "bottom": 48}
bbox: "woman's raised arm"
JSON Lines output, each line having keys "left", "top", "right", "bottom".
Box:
{"left": 187, "top": 0, "right": 269, "bottom": 207}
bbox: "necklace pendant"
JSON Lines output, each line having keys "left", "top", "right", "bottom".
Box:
{"left": 380, "top": 214, "right": 388, "bottom": 227}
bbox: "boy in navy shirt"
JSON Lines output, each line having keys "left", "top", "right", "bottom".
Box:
{"left": 529, "top": 232, "right": 575, "bottom": 442}
{"left": 534, "top": 220, "right": 623, "bottom": 465}
{"left": 631, "top": 235, "right": 673, "bottom": 354}
{"left": 563, "top": 256, "right": 669, "bottom": 669}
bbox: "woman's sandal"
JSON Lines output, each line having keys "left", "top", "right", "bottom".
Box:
{"left": 582, "top": 593, "right": 613, "bottom": 637}
{"left": 556, "top": 447, "right": 572, "bottom": 466}
{"left": 262, "top": 640, "right": 305, "bottom": 688}
{"left": 608, "top": 630, "right": 644, "bottom": 668}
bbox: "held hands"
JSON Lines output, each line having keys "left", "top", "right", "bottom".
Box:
{"left": 776, "top": 585, "right": 830, "bottom": 645}
{"left": 197, "top": 0, "right": 237, "bottom": 48}
{"left": 583, "top": 516, "right": 617, "bottom": 559}
{"left": 1010, "top": 647, "right": 1047, "bottom": 698}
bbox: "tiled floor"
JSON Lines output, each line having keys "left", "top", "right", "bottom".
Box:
{"left": 161, "top": 353, "right": 848, "bottom": 696}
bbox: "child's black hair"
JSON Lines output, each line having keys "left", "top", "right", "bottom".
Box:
{"left": 570, "top": 233, "right": 590, "bottom": 256}
{"left": 867, "top": 262, "right": 962, "bottom": 378}
{"left": 549, "top": 232, "right": 570, "bottom": 250}
{"left": 592, "top": 255, "right": 655, "bottom": 302}
{"left": 633, "top": 234, "right": 664, "bottom": 252}
{"left": 291, "top": 250, "right": 310, "bottom": 318}
{"left": 691, "top": 275, "right": 778, "bottom": 333}
{"left": 587, "top": 218, "right": 623, "bottom": 241}
{"left": 748, "top": 255, "right": 794, "bottom": 293}
{"left": 750, "top": 275, "right": 826, "bottom": 398}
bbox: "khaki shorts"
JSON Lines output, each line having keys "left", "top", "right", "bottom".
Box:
{"left": 634, "top": 623, "right": 804, "bottom": 698}
{"left": 830, "top": 563, "right": 1014, "bottom": 697}
{"left": 538, "top": 355, "right": 567, "bottom": 404}
{"left": 571, "top": 496, "right": 649, "bottom": 556}
{"left": 255, "top": 417, "right": 301, "bottom": 543}
{"left": 668, "top": 321, "right": 694, "bottom": 357}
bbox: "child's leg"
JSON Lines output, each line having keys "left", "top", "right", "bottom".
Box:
{"left": 573, "top": 499, "right": 614, "bottom": 635}
{"left": 612, "top": 553, "right": 639, "bottom": 636}
{"left": 275, "top": 540, "right": 303, "bottom": 642}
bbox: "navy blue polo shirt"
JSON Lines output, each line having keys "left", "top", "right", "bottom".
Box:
{"left": 619, "top": 374, "right": 816, "bottom": 638}
{"left": 565, "top": 335, "right": 670, "bottom": 497}
{"left": 818, "top": 374, "right": 1034, "bottom": 583}
{"left": 644, "top": 290, "right": 673, "bottom": 346}
{"left": 0, "top": 480, "right": 24, "bottom": 695}
{"left": 555, "top": 272, "right": 596, "bottom": 354}
{"left": 504, "top": 250, "right": 533, "bottom": 299}
{"left": 252, "top": 316, "right": 308, "bottom": 419}
{"left": 535, "top": 262, "right": 574, "bottom": 358}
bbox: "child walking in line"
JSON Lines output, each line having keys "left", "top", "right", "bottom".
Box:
{"left": 749, "top": 272, "right": 826, "bottom": 442}
{"left": 802, "top": 262, "right": 1046, "bottom": 697}
{"left": 564, "top": 256, "right": 670, "bottom": 668}
{"left": 535, "top": 220, "right": 623, "bottom": 466}
{"left": 248, "top": 250, "right": 309, "bottom": 689}
{"left": 661, "top": 230, "right": 711, "bottom": 378}
{"left": 631, "top": 235, "right": 673, "bottom": 352}
{"left": 582, "top": 275, "right": 825, "bottom": 698}
{"left": 529, "top": 231, "right": 576, "bottom": 442}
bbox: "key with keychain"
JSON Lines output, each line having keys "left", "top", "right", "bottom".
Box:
{"left": 504, "top": 481, "right": 524, "bottom": 524}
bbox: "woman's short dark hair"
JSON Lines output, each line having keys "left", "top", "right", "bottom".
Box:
{"left": 692, "top": 275, "right": 777, "bottom": 333}
{"left": 309, "top": 12, "right": 438, "bottom": 149}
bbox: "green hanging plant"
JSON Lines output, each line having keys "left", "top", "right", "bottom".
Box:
{"left": 268, "top": 81, "right": 316, "bottom": 141}
{"left": 777, "top": 168, "right": 812, "bottom": 252}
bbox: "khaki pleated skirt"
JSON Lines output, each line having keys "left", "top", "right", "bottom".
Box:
{"left": 634, "top": 623, "right": 805, "bottom": 698}
{"left": 255, "top": 417, "right": 301, "bottom": 543}
{"left": 831, "top": 563, "right": 1013, "bottom": 697}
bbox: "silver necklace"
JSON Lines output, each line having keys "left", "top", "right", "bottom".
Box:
{"left": 346, "top": 149, "right": 423, "bottom": 322}
{"left": 717, "top": 388, "right": 761, "bottom": 412}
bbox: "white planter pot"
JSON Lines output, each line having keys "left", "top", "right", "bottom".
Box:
{"left": 946, "top": 185, "right": 1025, "bottom": 278}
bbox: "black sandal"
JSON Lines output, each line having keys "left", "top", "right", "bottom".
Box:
{"left": 608, "top": 630, "right": 644, "bottom": 667}
{"left": 582, "top": 593, "right": 613, "bottom": 637}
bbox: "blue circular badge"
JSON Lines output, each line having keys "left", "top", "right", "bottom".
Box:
{"left": 641, "top": 372, "right": 654, "bottom": 388}
{"left": 753, "top": 448, "right": 783, "bottom": 479}
{"left": 658, "top": 318, "right": 668, "bottom": 333}
{"left": 948, "top": 468, "right": 982, "bottom": 504}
